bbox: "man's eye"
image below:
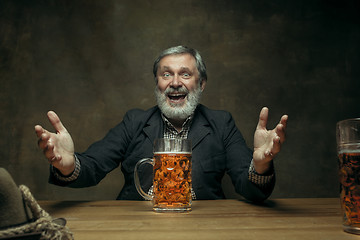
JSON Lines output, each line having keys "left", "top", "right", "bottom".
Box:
{"left": 182, "top": 73, "right": 190, "bottom": 78}
{"left": 163, "top": 73, "right": 171, "bottom": 78}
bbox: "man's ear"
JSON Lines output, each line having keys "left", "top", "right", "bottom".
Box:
{"left": 200, "top": 79, "right": 207, "bottom": 92}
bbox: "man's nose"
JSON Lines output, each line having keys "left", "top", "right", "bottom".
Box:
{"left": 170, "top": 74, "right": 182, "bottom": 88}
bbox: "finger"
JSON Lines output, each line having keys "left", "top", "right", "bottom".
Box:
{"left": 37, "top": 132, "right": 51, "bottom": 149}
{"left": 275, "top": 124, "right": 286, "bottom": 143}
{"left": 280, "top": 115, "right": 288, "bottom": 130}
{"left": 264, "top": 150, "right": 275, "bottom": 159}
{"left": 277, "top": 114, "right": 288, "bottom": 143}
{"left": 44, "top": 141, "right": 56, "bottom": 160}
{"left": 256, "top": 107, "right": 269, "bottom": 130}
{"left": 44, "top": 141, "right": 63, "bottom": 161}
{"left": 272, "top": 135, "right": 281, "bottom": 154}
{"left": 35, "top": 125, "right": 48, "bottom": 138}
{"left": 47, "top": 111, "right": 67, "bottom": 133}
{"left": 265, "top": 136, "right": 281, "bottom": 158}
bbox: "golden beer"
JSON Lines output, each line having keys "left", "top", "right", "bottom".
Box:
{"left": 153, "top": 152, "right": 192, "bottom": 211}
{"left": 134, "top": 138, "right": 192, "bottom": 212}
{"left": 339, "top": 151, "right": 360, "bottom": 230}
{"left": 336, "top": 119, "right": 360, "bottom": 234}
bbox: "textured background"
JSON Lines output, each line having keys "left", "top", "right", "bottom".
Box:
{"left": 0, "top": 0, "right": 359, "bottom": 200}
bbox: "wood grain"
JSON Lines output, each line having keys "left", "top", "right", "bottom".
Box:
{"left": 39, "top": 198, "right": 358, "bottom": 240}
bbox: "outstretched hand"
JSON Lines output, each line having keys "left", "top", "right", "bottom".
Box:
{"left": 35, "top": 111, "right": 75, "bottom": 176}
{"left": 253, "top": 107, "right": 288, "bottom": 174}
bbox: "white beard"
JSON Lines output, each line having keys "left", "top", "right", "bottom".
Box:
{"left": 155, "top": 85, "right": 202, "bottom": 120}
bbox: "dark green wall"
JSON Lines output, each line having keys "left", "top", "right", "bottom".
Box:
{"left": 1, "top": 0, "right": 359, "bottom": 200}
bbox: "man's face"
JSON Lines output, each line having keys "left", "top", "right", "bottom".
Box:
{"left": 155, "top": 53, "right": 206, "bottom": 120}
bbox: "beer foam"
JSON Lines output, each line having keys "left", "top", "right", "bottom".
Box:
{"left": 338, "top": 149, "right": 360, "bottom": 154}
{"left": 154, "top": 152, "right": 191, "bottom": 154}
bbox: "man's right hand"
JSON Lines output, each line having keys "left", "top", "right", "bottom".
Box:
{"left": 35, "top": 111, "right": 75, "bottom": 176}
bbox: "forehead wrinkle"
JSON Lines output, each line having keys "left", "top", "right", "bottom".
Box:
{"left": 160, "top": 66, "right": 194, "bottom": 72}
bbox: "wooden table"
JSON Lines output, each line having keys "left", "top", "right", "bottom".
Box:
{"left": 39, "top": 198, "right": 358, "bottom": 240}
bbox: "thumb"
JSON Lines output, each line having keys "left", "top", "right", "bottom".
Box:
{"left": 47, "top": 111, "right": 67, "bottom": 133}
{"left": 256, "top": 107, "right": 269, "bottom": 130}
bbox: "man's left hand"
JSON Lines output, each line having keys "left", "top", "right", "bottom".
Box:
{"left": 253, "top": 107, "right": 288, "bottom": 174}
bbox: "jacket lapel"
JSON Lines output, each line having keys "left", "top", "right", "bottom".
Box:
{"left": 188, "top": 107, "right": 210, "bottom": 150}
{"left": 143, "top": 108, "right": 163, "bottom": 145}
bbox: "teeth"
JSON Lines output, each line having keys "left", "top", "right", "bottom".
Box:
{"left": 168, "top": 93, "right": 186, "bottom": 97}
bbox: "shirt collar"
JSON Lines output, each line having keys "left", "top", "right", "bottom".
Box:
{"left": 161, "top": 114, "right": 194, "bottom": 133}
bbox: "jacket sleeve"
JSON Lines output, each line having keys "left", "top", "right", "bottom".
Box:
{"left": 223, "top": 112, "right": 275, "bottom": 203}
{"left": 48, "top": 110, "right": 135, "bottom": 188}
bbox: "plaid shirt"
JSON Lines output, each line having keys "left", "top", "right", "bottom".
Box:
{"left": 162, "top": 114, "right": 193, "bottom": 139}
{"left": 53, "top": 113, "right": 274, "bottom": 197}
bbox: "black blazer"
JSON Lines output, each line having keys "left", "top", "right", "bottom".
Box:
{"left": 50, "top": 104, "right": 275, "bottom": 202}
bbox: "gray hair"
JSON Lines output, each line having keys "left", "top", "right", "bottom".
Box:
{"left": 153, "top": 46, "right": 207, "bottom": 83}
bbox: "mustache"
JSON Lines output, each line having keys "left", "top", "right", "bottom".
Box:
{"left": 164, "top": 86, "right": 189, "bottom": 95}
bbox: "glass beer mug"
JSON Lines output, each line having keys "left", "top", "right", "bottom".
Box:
{"left": 134, "top": 138, "right": 192, "bottom": 212}
{"left": 336, "top": 118, "right": 360, "bottom": 234}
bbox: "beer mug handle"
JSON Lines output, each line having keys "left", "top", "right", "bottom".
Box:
{"left": 134, "top": 158, "right": 153, "bottom": 201}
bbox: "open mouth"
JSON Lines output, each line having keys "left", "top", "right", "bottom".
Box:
{"left": 167, "top": 93, "right": 187, "bottom": 103}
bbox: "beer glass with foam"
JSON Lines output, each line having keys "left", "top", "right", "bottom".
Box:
{"left": 336, "top": 118, "right": 360, "bottom": 234}
{"left": 134, "top": 138, "right": 192, "bottom": 212}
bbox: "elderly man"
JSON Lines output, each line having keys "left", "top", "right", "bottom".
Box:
{"left": 35, "top": 46, "right": 288, "bottom": 202}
